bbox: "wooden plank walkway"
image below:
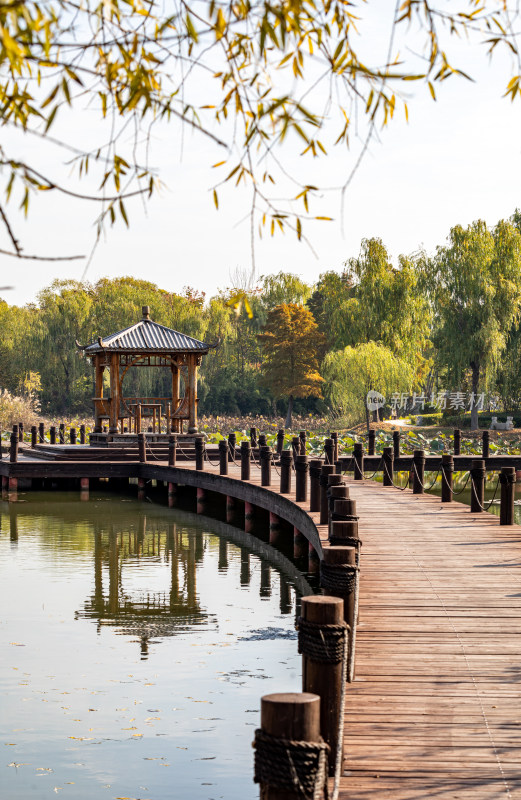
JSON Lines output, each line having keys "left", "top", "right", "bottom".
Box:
{"left": 341, "top": 479, "right": 521, "bottom": 800}
{"left": 4, "top": 451, "right": 521, "bottom": 796}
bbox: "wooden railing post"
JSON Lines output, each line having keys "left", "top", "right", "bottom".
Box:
{"left": 368, "top": 428, "right": 375, "bottom": 456}
{"left": 227, "top": 433, "right": 236, "bottom": 463}
{"left": 50, "top": 426, "right": 56, "bottom": 445}
{"left": 195, "top": 436, "right": 205, "bottom": 470}
{"left": 470, "top": 458, "right": 485, "bottom": 512}
{"left": 441, "top": 454, "right": 453, "bottom": 502}
{"left": 250, "top": 427, "right": 257, "bottom": 448}
{"left": 319, "top": 465, "right": 336, "bottom": 524}
{"left": 291, "top": 436, "right": 300, "bottom": 462}
{"left": 453, "top": 428, "right": 461, "bottom": 456}
{"left": 295, "top": 455, "right": 308, "bottom": 502}
{"left": 59, "top": 423, "right": 65, "bottom": 444}
{"left": 258, "top": 433, "right": 267, "bottom": 447}
{"left": 353, "top": 442, "right": 364, "bottom": 480}
{"left": 138, "top": 432, "right": 146, "bottom": 463}
{"left": 219, "top": 439, "right": 228, "bottom": 475}
{"left": 18, "top": 422, "right": 23, "bottom": 442}
{"left": 328, "top": 484, "right": 349, "bottom": 539}
{"left": 260, "top": 446, "right": 272, "bottom": 486}
{"left": 80, "top": 424, "right": 86, "bottom": 444}
{"left": 168, "top": 434, "right": 177, "bottom": 467}
{"left": 280, "top": 449, "right": 292, "bottom": 494}
{"left": 321, "top": 545, "right": 357, "bottom": 635}
{"left": 70, "top": 427, "right": 77, "bottom": 445}
{"left": 31, "top": 426, "right": 37, "bottom": 448}
{"left": 482, "top": 430, "right": 490, "bottom": 459}
{"left": 500, "top": 466, "right": 515, "bottom": 525}
{"left": 331, "top": 431, "right": 339, "bottom": 463}
{"left": 240, "top": 440, "right": 251, "bottom": 480}
{"left": 10, "top": 430, "right": 18, "bottom": 462}
{"left": 330, "top": 519, "right": 360, "bottom": 549}
{"left": 309, "top": 459, "right": 322, "bottom": 512}
{"left": 38, "top": 422, "right": 44, "bottom": 443}
{"left": 324, "top": 438, "right": 334, "bottom": 465}
{"left": 300, "top": 596, "right": 347, "bottom": 776}
{"left": 412, "top": 449, "right": 426, "bottom": 494}
{"left": 299, "top": 430, "right": 306, "bottom": 454}
{"left": 254, "top": 693, "right": 323, "bottom": 800}
{"left": 382, "top": 446, "right": 394, "bottom": 486}
{"left": 393, "top": 430, "right": 400, "bottom": 459}
{"left": 277, "top": 428, "right": 285, "bottom": 455}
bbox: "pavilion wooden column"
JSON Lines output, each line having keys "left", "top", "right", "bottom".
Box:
{"left": 94, "top": 354, "right": 104, "bottom": 433}
{"left": 109, "top": 352, "right": 120, "bottom": 433}
{"left": 188, "top": 354, "right": 199, "bottom": 433}
{"left": 171, "top": 360, "right": 180, "bottom": 433}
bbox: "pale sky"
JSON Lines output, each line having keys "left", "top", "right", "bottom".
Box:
{"left": 2, "top": 4, "right": 521, "bottom": 307}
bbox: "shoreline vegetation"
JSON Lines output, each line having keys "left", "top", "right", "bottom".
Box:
{"left": 3, "top": 220, "right": 521, "bottom": 432}
{"left": 3, "top": 405, "right": 521, "bottom": 457}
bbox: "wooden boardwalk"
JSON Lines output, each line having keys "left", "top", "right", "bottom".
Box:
{"left": 341, "top": 479, "right": 521, "bottom": 800}
{"left": 4, "top": 450, "right": 521, "bottom": 796}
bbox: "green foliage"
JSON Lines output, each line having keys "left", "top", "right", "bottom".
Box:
{"left": 307, "top": 242, "right": 431, "bottom": 381}
{"left": 423, "top": 219, "right": 521, "bottom": 429}
{"left": 322, "top": 341, "right": 414, "bottom": 427}
{"left": 260, "top": 272, "right": 312, "bottom": 311}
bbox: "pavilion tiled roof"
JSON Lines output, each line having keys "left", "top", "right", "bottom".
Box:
{"left": 83, "top": 311, "right": 209, "bottom": 355}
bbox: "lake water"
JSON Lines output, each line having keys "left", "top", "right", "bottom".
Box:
{"left": 0, "top": 490, "right": 314, "bottom": 800}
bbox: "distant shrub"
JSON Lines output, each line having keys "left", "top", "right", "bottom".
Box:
{"left": 0, "top": 389, "right": 41, "bottom": 431}
{"left": 412, "top": 412, "right": 444, "bottom": 426}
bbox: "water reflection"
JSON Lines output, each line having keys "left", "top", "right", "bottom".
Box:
{"left": 79, "top": 521, "right": 210, "bottom": 660}
{"left": 0, "top": 492, "right": 313, "bottom": 800}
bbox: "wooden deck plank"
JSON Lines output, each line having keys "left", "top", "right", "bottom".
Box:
{"left": 338, "top": 478, "right": 521, "bottom": 800}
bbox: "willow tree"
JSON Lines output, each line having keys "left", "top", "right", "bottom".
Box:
{"left": 2, "top": 2, "right": 521, "bottom": 261}
{"left": 258, "top": 304, "right": 324, "bottom": 427}
{"left": 322, "top": 341, "right": 413, "bottom": 429}
{"left": 424, "top": 219, "right": 521, "bottom": 430}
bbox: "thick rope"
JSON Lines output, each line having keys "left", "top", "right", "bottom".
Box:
{"left": 320, "top": 562, "right": 359, "bottom": 596}
{"left": 470, "top": 474, "right": 501, "bottom": 512}
{"left": 442, "top": 470, "right": 470, "bottom": 497}
{"left": 203, "top": 445, "right": 220, "bottom": 468}
{"left": 363, "top": 455, "right": 384, "bottom": 480}
{"left": 253, "top": 729, "right": 329, "bottom": 800}
{"left": 411, "top": 461, "right": 441, "bottom": 491}
{"left": 297, "top": 618, "right": 348, "bottom": 664}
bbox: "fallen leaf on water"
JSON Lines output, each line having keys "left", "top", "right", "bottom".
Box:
{"left": 9, "top": 642, "right": 25, "bottom": 646}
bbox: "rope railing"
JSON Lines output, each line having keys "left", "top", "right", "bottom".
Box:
{"left": 411, "top": 461, "right": 441, "bottom": 492}
{"left": 444, "top": 470, "right": 472, "bottom": 496}
{"left": 470, "top": 473, "right": 501, "bottom": 512}
{"left": 203, "top": 444, "right": 220, "bottom": 468}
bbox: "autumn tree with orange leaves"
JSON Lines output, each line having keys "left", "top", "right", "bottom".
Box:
{"left": 258, "top": 304, "right": 325, "bottom": 428}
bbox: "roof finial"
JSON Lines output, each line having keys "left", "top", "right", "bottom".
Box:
{"left": 142, "top": 305, "right": 150, "bottom": 320}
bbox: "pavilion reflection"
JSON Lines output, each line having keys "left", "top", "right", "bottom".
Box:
{"left": 78, "top": 516, "right": 212, "bottom": 659}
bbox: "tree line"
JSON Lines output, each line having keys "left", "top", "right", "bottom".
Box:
{"left": 2, "top": 212, "right": 521, "bottom": 429}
